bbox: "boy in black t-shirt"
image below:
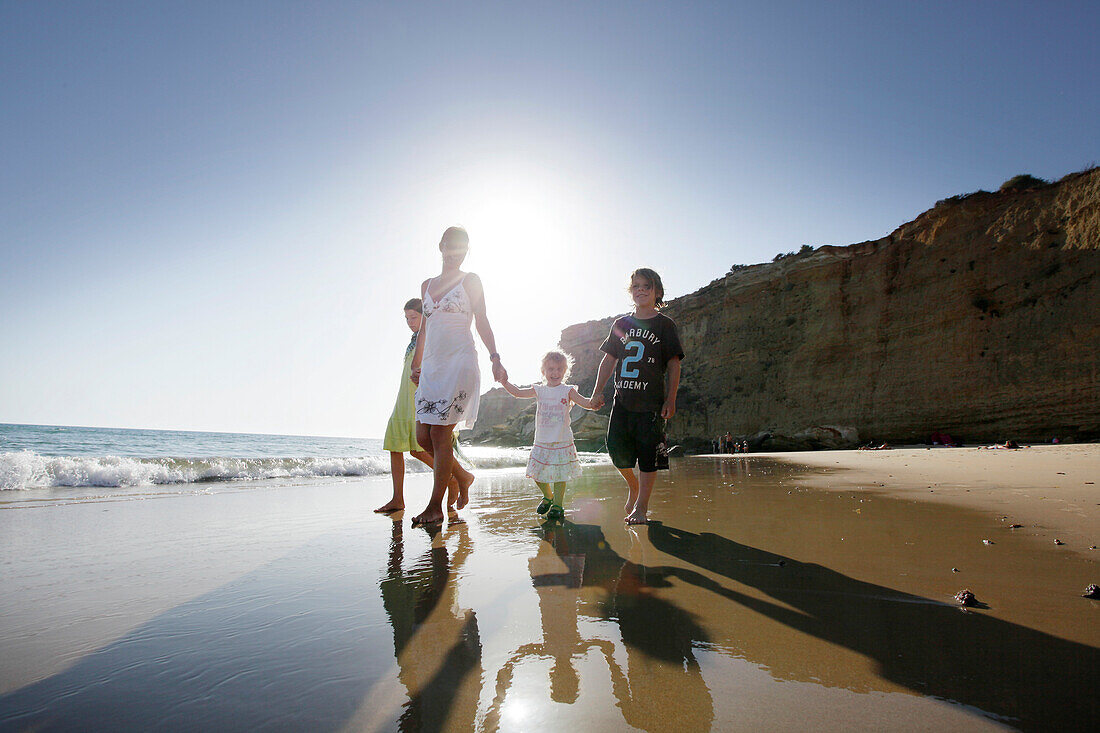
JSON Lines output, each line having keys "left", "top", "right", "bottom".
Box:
{"left": 590, "top": 268, "right": 684, "bottom": 524}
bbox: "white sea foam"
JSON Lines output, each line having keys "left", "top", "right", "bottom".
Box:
{"left": 0, "top": 448, "right": 577, "bottom": 490}
{"left": 0, "top": 452, "right": 395, "bottom": 490}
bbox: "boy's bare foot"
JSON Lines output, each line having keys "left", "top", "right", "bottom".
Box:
{"left": 625, "top": 510, "right": 649, "bottom": 525}
{"left": 411, "top": 507, "right": 445, "bottom": 525}
{"left": 374, "top": 500, "right": 404, "bottom": 513}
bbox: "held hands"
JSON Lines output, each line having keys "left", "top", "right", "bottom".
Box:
{"left": 491, "top": 359, "right": 508, "bottom": 383}
{"left": 589, "top": 392, "right": 605, "bottom": 410}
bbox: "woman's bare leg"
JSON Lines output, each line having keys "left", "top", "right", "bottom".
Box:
{"left": 452, "top": 460, "right": 475, "bottom": 510}
{"left": 412, "top": 423, "right": 455, "bottom": 525}
{"left": 410, "top": 448, "right": 460, "bottom": 509}
{"left": 375, "top": 451, "right": 406, "bottom": 513}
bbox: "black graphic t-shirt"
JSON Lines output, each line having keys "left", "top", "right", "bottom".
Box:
{"left": 599, "top": 313, "right": 685, "bottom": 413}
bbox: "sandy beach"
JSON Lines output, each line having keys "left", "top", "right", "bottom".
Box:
{"left": 2, "top": 449, "right": 1097, "bottom": 731}
{"left": 755, "top": 443, "right": 1100, "bottom": 553}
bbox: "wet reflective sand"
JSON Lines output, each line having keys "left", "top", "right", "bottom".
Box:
{"left": 1, "top": 458, "right": 1097, "bottom": 731}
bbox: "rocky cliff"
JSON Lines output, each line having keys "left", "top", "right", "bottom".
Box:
{"left": 469, "top": 168, "right": 1100, "bottom": 450}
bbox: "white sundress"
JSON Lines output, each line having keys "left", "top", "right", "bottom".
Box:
{"left": 526, "top": 383, "right": 582, "bottom": 483}
{"left": 414, "top": 275, "right": 481, "bottom": 429}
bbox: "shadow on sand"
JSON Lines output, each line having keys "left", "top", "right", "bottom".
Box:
{"left": 646, "top": 521, "right": 1099, "bottom": 732}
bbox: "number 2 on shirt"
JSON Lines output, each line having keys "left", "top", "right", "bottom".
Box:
{"left": 620, "top": 340, "right": 644, "bottom": 379}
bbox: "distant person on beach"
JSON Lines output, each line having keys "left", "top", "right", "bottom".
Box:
{"left": 979, "top": 440, "right": 1026, "bottom": 450}
{"left": 929, "top": 431, "right": 957, "bottom": 447}
{"left": 410, "top": 227, "right": 507, "bottom": 525}
{"left": 375, "top": 298, "right": 468, "bottom": 514}
{"left": 499, "top": 350, "right": 600, "bottom": 521}
{"left": 590, "top": 268, "right": 683, "bottom": 524}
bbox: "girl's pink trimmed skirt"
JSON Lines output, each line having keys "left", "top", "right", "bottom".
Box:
{"left": 526, "top": 441, "right": 582, "bottom": 483}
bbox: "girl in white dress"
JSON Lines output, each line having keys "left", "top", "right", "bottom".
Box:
{"left": 410, "top": 226, "right": 508, "bottom": 525}
{"left": 500, "top": 351, "right": 599, "bottom": 521}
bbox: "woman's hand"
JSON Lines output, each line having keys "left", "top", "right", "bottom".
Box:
{"left": 491, "top": 360, "right": 507, "bottom": 383}
{"left": 411, "top": 367, "right": 421, "bottom": 385}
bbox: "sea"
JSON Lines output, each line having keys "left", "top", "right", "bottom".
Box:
{"left": 0, "top": 423, "right": 601, "bottom": 495}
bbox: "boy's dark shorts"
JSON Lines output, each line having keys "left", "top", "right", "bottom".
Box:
{"left": 607, "top": 405, "right": 666, "bottom": 472}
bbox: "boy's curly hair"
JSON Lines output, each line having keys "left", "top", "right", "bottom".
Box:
{"left": 628, "top": 268, "right": 666, "bottom": 309}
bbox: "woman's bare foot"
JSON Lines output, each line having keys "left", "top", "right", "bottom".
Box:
{"left": 455, "top": 472, "right": 475, "bottom": 510}
{"left": 374, "top": 499, "right": 404, "bottom": 513}
{"left": 445, "top": 477, "right": 460, "bottom": 510}
{"left": 411, "top": 506, "right": 445, "bottom": 525}
{"left": 624, "top": 510, "right": 649, "bottom": 525}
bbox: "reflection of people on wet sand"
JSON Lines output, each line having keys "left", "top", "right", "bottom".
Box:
{"left": 484, "top": 521, "right": 714, "bottom": 731}
{"left": 646, "top": 522, "right": 1100, "bottom": 730}
{"left": 376, "top": 297, "right": 465, "bottom": 514}
{"left": 482, "top": 530, "right": 599, "bottom": 727}
{"left": 379, "top": 519, "right": 483, "bottom": 731}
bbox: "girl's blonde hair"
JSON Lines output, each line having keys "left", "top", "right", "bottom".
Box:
{"left": 540, "top": 350, "right": 573, "bottom": 381}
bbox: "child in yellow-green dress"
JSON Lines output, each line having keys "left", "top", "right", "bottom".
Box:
{"left": 376, "top": 298, "right": 470, "bottom": 513}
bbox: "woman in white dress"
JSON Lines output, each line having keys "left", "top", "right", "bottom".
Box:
{"left": 410, "top": 226, "right": 507, "bottom": 524}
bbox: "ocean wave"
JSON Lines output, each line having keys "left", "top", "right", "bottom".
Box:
{"left": 0, "top": 448, "right": 606, "bottom": 491}
{"left": 0, "top": 452, "right": 395, "bottom": 490}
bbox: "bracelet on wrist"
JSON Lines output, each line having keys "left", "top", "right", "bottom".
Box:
{"left": 489, "top": 352, "right": 501, "bottom": 361}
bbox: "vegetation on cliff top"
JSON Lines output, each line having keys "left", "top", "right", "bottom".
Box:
{"left": 999, "top": 174, "right": 1050, "bottom": 192}
{"left": 721, "top": 165, "right": 1098, "bottom": 292}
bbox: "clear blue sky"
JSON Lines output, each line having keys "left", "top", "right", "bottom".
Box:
{"left": 2, "top": 1, "right": 1097, "bottom": 438}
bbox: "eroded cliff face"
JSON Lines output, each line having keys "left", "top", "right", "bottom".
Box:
{"left": 470, "top": 169, "right": 1100, "bottom": 449}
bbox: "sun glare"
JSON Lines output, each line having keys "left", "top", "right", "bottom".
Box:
{"left": 462, "top": 180, "right": 577, "bottom": 274}
{"left": 446, "top": 165, "right": 594, "bottom": 385}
